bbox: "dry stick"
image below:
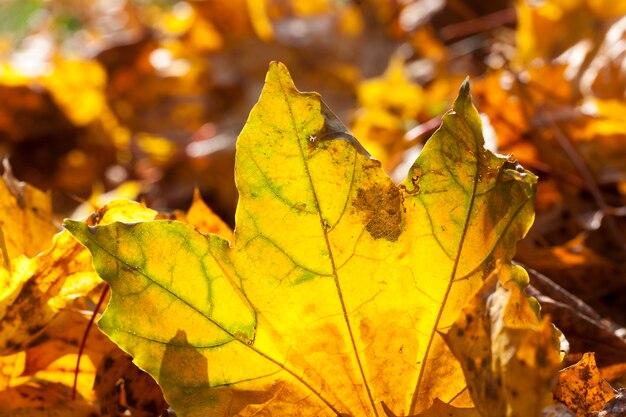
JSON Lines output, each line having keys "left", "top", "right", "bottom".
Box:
{"left": 404, "top": 115, "right": 442, "bottom": 144}
{"left": 72, "top": 285, "right": 109, "bottom": 400}
{"left": 439, "top": 8, "right": 516, "bottom": 41}
{"left": 513, "top": 74, "right": 626, "bottom": 251}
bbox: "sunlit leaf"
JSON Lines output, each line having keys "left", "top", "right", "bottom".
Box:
{"left": 67, "top": 62, "right": 538, "bottom": 417}
{"left": 554, "top": 352, "right": 616, "bottom": 416}
{"left": 444, "top": 266, "right": 562, "bottom": 417}
{"left": 161, "top": 189, "right": 232, "bottom": 241}
{"left": 44, "top": 60, "right": 108, "bottom": 126}
{"left": 0, "top": 161, "right": 56, "bottom": 264}
{"left": 0, "top": 200, "right": 156, "bottom": 355}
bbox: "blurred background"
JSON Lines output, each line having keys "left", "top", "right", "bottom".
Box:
{"left": 1, "top": 0, "right": 626, "bottom": 374}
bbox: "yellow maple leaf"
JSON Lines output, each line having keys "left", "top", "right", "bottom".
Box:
{"left": 66, "top": 62, "right": 540, "bottom": 417}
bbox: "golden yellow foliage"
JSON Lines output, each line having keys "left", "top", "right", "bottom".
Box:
{"left": 67, "top": 62, "right": 545, "bottom": 417}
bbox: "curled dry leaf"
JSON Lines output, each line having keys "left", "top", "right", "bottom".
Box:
{"left": 553, "top": 352, "right": 616, "bottom": 417}
{"left": 444, "top": 265, "right": 562, "bottom": 417}
{"left": 0, "top": 200, "right": 156, "bottom": 356}
{"left": 0, "top": 231, "right": 95, "bottom": 355}
{"left": 0, "top": 160, "right": 56, "bottom": 265}
{"left": 67, "top": 62, "right": 538, "bottom": 417}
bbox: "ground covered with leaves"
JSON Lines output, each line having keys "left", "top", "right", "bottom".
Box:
{"left": 0, "top": 1, "right": 625, "bottom": 416}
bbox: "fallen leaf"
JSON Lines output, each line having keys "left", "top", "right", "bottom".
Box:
{"left": 0, "top": 231, "right": 93, "bottom": 354}
{"left": 0, "top": 382, "right": 100, "bottom": 417}
{"left": 94, "top": 349, "right": 168, "bottom": 417}
{"left": 515, "top": 0, "right": 626, "bottom": 65}
{"left": 20, "top": 311, "right": 116, "bottom": 377}
{"left": 0, "top": 160, "right": 56, "bottom": 263}
{"left": 0, "top": 200, "right": 156, "bottom": 355}
{"left": 444, "top": 265, "right": 562, "bottom": 417}
{"left": 159, "top": 188, "right": 233, "bottom": 241}
{"left": 553, "top": 352, "right": 616, "bottom": 416}
{"left": 66, "top": 62, "right": 538, "bottom": 416}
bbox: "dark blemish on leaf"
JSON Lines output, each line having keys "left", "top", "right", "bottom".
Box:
{"left": 103, "top": 356, "right": 115, "bottom": 371}
{"left": 466, "top": 314, "right": 474, "bottom": 324}
{"left": 482, "top": 258, "right": 496, "bottom": 281}
{"left": 536, "top": 345, "right": 548, "bottom": 368}
{"left": 27, "top": 324, "right": 41, "bottom": 335}
{"left": 28, "top": 332, "right": 49, "bottom": 346}
{"left": 456, "top": 328, "right": 464, "bottom": 337}
{"left": 578, "top": 364, "right": 591, "bottom": 381}
{"left": 353, "top": 184, "right": 404, "bottom": 242}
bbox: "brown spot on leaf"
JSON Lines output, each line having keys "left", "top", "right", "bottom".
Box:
{"left": 353, "top": 184, "right": 404, "bottom": 241}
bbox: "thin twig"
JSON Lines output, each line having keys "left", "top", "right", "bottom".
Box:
{"left": 72, "top": 285, "right": 109, "bottom": 400}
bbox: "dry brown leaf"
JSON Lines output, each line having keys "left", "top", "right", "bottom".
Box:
{"left": 94, "top": 350, "right": 167, "bottom": 417}
{"left": 445, "top": 265, "right": 562, "bottom": 417}
{"left": 553, "top": 352, "right": 616, "bottom": 416}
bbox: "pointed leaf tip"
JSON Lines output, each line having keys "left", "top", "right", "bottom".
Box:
{"left": 265, "top": 61, "right": 298, "bottom": 94}
{"left": 63, "top": 219, "right": 78, "bottom": 233}
{"left": 452, "top": 77, "right": 474, "bottom": 115}
{"left": 459, "top": 77, "right": 471, "bottom": 96}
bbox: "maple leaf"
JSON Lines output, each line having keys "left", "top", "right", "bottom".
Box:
{"left": 66, "top": 62, "right": 539, "bottom": 417}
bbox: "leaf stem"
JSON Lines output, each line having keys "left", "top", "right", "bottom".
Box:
{"left": 72, "top": 285, "right": 109, "bottom": 400}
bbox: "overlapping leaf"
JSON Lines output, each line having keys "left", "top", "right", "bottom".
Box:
{"left": 445, "top": 265, "right": 562, "bottom": 417}
{"left": 67, "top": 62, "right": 540, "bottom": 417}
{"left": 554, "top": 352, "right": 616, "bottom": 416}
